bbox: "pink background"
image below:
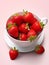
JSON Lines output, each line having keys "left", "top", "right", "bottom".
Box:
{"left": 0, "top": 0, "right": 49, "bottom": 65}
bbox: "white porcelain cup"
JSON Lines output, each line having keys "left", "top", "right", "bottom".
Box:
{"left": 5, "top": 12, "right": 48, "bottom": 52}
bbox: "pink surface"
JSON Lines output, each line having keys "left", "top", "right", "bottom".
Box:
{"left": 0, "top": 0, "right": 49, "bottom": 65}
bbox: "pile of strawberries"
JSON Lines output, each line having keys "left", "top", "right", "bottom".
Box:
{"left": 6, "top": 10, "right": 44, "bottom": 41}
{"left": 6, "top": 10, "right": 45, "bottom": 60}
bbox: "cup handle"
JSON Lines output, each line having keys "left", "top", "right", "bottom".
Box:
{"left": 41, "top": 17, "right": 48, "bottom": 25}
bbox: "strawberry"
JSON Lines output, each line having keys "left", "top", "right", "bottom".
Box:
{"left": 6, "top": 14, "right": 23, "bottom": 27}
{"left": 34, "top": 45, "right": 45, "bottom": 54}
{"left": 30, "top": 21, "right": 45, "bottom": 33}
{"left": 12, "top": 14, "right": 23, "bottom": 25}
{"left": 8, "top": 25, "right": 18, "bottom": 38}
{"left": 31, "top": 17, "right": 38, "bottom": 24}
{"left": 27, "top": 29, "right": 37, "bottom": 42}
{"left": 19, "top": 33, "right": 27, "bottom": 41}
{"left": 6, "top": 16, "right": 15, "bottom": 28}
{"left": 9, "top": 47, "right": 19, "bottom": 60}
{"left": 23, "top": 10, "right": 37, "bottom": 24}
{"left": 19, "top": 23, "right": 29, "bottom": 34}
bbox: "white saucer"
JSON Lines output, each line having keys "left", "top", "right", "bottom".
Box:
{"left": 4, "top": 30, "right": 44, "bottom": 52}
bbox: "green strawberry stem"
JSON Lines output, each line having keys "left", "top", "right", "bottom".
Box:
{"left": 13, "top": 47, "right": 19, "bottom": 52}
{"left": 7, "top": 23, "right": 17, "bottom": 30}
{"left": 40, "top": 22, "right": 45, "bottom": 28}
{"left": 11, "top": 47, "right": 17, "bottom": 50}
{"left": 7, "top": 24, "right": 13, "bottom": 30}
{"left": 13, "top": 13, "right": 19, "bottom": 16}
{"left": 23, "top": 9, "right": 28, "bottom": 15}
{"left": 35, "top": 45, "right": 40, "bottom": 51}
{"left": 25, "top": 23, "right": 30, "bottom": 30}
{"left": 14, "top": 47, "right": 16, "bottom": 50}
{"left": 28, "top": 36, "right": 37, "bottom": 42}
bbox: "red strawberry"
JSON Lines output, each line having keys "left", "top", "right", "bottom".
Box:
{"left": 19, "top": 23, "right": 29, "bottom": 34}
{"left": 31, "top": 17, "right": 38, "bottom": 24}
{"left": 30, "top": 21, "right": 44, "bottom": 33}
{"left": 6, "top": 14, "right": 23, "bottom": 27}
{"left": 34, "top": 45, "right": 45, "bottom": 54}
{"left": 23, "top": 10, "right": 37, "bottom": 24}
{"left": 8, "top": 25, "right": 18, "bottom": 38}
{"left": 9, "top": 47, "right": 19, "bottom": 60}
{"left": 12, "top": 15, "right": 23, "bottom": 25}
{"left": 6, "top": 16, "right": 15, "bottom": 28}
{"left": 27, "top": 29, "right": 37, "bottom": 42}
{"left": 19, "top": 33, "right": 27, "bottom": 41}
